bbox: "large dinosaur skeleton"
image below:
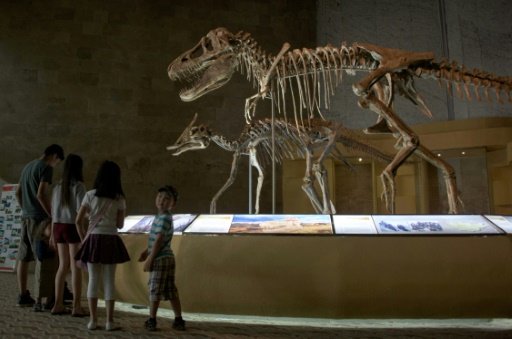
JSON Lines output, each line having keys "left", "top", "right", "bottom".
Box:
{"left": 167, "top": 27, "right": 512, "bottom": 214}
{"left": 167, "top": 114, "right": 391, "bottom": 214}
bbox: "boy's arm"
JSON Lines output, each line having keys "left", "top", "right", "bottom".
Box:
{"left": 143, "top": 233, "right": 165, "bottom": 272}
{"left": 138, "top": 248, "right": 148, "bottom": 262}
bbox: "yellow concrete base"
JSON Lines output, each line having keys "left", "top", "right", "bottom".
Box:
{"left": 117, "top": 233, "right": 512, "bottom": 318}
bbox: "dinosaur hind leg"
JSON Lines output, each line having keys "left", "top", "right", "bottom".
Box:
{"left": 415, "top": 145, "right": 462, "bottom": 214}
{"left": 360, "top": 93, "right": 420, "bottom": 214}
{"left": 210, "top": 152, "right": 240, "bottom": 213}
{"left": 302, "top": 147, "right": 324, "bottom": 213}
{"left": 380, "top": 170, "right": 396, "bottom": 214}
{"left": 312, "top": 162, "right": 335, "bottom": 214}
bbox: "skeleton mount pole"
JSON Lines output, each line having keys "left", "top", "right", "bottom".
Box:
{"left": 248, "top": 156, "right": 253, "bottom": 214}
{"left": 271, "top": 94, "right": 276, "bottom": 214}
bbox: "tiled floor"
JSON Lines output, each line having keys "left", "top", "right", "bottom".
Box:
{"left": 1, "top": 271, "right": 512, "bottom": 338}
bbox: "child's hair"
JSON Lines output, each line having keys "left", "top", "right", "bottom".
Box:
{"left": 60, "top": 154, "right": 84, "bottom": 208}
{"left": 93, "top": 160, "right": 124, "bottom": 199}
{"left": 158, "top": 185, "right": 178, "bottom": 202}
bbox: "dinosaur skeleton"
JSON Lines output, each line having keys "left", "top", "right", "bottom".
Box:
{"left": 167, "top": 114, "right": 391, "bottom": 214}
{"left": 168, "top": 27, "right": 512, "bottom": 214}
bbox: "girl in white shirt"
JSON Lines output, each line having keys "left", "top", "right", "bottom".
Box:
{"left": 75, "top": 160, "right": 130, "bottom": 331}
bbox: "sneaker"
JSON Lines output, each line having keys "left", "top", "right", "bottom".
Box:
{"left": 105, "top": 321, "right": 120, "bottom": 331}
{"left": 17, "top": 291, "right": 35, "bottom": 307}
{"left": 33, "top": 302, "right": 43, "bottom": 312}
{"left": 87, "top": 320, "right": 97, "bottom": 330}
{"left": 43, "top": 296, "right": 55, "bottom": 310}
{"left": 144, "top": 317, "right": 157, "bottom": 331}
{"left": 172, "top": 317, "right": 186, "bottom": 331}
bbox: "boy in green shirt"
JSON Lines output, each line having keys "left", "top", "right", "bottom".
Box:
{"left": 138, "top": 185, "right": 185, "bottom": 331}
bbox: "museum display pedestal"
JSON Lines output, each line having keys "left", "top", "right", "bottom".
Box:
{"left": 117, "top": 231, "right": 512, "bottom": 319}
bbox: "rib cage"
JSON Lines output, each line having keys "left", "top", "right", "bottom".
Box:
{"left": 229, "top": 118, "right": 391, "bottom": 168}
{"left": 234, "top": 30, "right": 512, "bottom": 124}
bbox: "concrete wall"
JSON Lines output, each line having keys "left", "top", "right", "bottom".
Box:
{"left": 0, "top": 0, "right": 316, "bottom": 214}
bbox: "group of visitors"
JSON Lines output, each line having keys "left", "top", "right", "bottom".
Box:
{"left": 14, "top": 144, "right": 185, "bottom": 332}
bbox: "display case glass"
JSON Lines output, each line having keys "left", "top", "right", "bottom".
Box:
{"left": 372, "top": 215, "right": 504, "bottom": 234}
{"left": 229, "top": 214, "right": 333, "bottom": 234}
{"left": 120, "top": 214, "right": 197, "bottom": 234}
{"left": 332, "top": 215, "right": 378, "bottom": 234}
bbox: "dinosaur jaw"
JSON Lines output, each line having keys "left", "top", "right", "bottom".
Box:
{"left": 166, "top": 139, "right": 210, "bottom": 156}
{"left": 171, "top": 56, "right": 237, "bottom": 102}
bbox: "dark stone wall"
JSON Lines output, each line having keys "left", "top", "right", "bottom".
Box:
{"left": 317, "top": 0, "right": 512, "bottom": 129}
{"left": 0, "top": 0, "right": 316, "bottom": 214}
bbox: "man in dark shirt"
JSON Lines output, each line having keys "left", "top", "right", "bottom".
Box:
{"left": 15, "top": 144, "right": 64, "bottom": 310}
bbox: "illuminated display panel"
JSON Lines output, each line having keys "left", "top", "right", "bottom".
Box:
{"left": 119, "top": 215, "right": 154, "bottom": 233}
{"left": 184, "top": 214, "right": 233, "bottom": 234}
{"left": 332, "top": 215, "right": 377, "bottom": 234}
{"left": 484, "top": 215, "right": 512, "bottom": 233}
{"left": 372, "top": 215, "right": 503, "bottom": 234}
{"left": 119, "top": 214, "right": 197, "bottom": 234}
{"left": 229, "top": 214, "right": 333, "bottom": 234}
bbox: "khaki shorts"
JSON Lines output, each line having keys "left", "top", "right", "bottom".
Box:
{"left": 18, "top": 217, "right": 58, "bottom": 297}
{"left": 18, "top": 217, "right": 50, "bottom": 262}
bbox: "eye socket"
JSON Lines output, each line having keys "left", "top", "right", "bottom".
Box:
{"left": 203, "top": 38, "right": 213, "bottom": 52}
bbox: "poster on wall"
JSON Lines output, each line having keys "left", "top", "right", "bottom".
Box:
{"left": 229, "top": 214, "right": 333, "bottom": 234}
{"left": 0, "top": 184, "right": 22, "bottom": 272}
{"left": 372, "top": 214, "right": 504, "bottom": 235}
{"left": 332, "top": 215, "right": 378, "bottom": 234}
{"left": 119, "top": 214, "right": 197, "bottom": 234}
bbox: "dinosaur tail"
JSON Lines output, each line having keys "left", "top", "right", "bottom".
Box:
{"left": 335, "top": 128, "right": 393, "bottom": 164}
{"left": 413, "top": 60, "right": 512, "bottom": 103}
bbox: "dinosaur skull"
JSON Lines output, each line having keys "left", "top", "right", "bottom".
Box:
{"left": 166, "top": 114, "right": 212, "bottom": 155}
{"left": 167, "top": 27, "right": 239, "bottom": 101}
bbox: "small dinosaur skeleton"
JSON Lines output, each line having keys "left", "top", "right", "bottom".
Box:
{"left": 167, "top": 113, "right": 391, "bottom": 214}
{"left": 168, "top": 27, "right": 512, "bottom": 214}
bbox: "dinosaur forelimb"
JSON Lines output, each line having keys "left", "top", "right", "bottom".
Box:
{"left": 244, "top": 42, "right": 291, "bottom": 123}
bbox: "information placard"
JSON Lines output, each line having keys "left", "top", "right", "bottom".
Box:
{"left": 0, "top": 184, "right": 22, "bottom": 272}
{"left": 229, "top": 214, "right": 333, "bottom": 234}
{"left": 332, "top": 215, "right": 378, "bottom": 234}
{"left": 484, "top": 215, "right": 512, "bottom": 233}
{"left": 120, "top": 214, "right": 197, "bottom": 234}
{"left": 184, "top": 214, "right": 233, "bottom": 234}
{"left": 372, "top": 214, "right": 503, "bottom": 234}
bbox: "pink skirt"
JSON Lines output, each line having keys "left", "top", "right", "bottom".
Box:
{"left": 75, "top": 234, "right": 130, "bottom": 264}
